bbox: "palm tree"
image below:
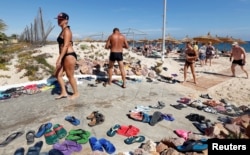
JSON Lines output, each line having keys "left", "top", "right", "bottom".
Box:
{"left": 0, "top": 19, "right": 7, "bottom": 32}
{"left": 0, "top": 19, "right": 8, "bottom": 42}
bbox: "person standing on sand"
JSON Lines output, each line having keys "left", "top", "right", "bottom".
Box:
{"left": 198, "top": 43, "right": 207, "bottom": 67}
{"left": 205, "top": 41, "right": 215, "bottom": 66}
{"left": 104, "top": 28, "right": 129, "bottom": 88}
{"left": 230, "top": 41, "right": 248, "bottom": 78}
{"left": 183, "top": 42, "right": 198, "bottom": 84}
{"left": 54, "top": 12, "right": 79, "bottom": 100}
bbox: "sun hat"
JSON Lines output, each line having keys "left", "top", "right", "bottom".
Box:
{"left": 55, "top": 12, "right": 69, "bottom": 20}
{"left": 232, "top": 41, "right": 238, "bottom": 46}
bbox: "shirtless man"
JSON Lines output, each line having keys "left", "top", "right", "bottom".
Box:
{"left": 105, "top": 28, "right": 129, "bottom": 88}
{"left": 230, "top": 42, "right": 248, "bottom": 78}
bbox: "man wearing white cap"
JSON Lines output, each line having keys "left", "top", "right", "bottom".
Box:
{"left": 230, "top": 41, "right": 248, "bottom": 78}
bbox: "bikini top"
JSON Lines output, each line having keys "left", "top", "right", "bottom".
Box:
{"left": 57, "top": 26, "right": 73, "bottom": 46}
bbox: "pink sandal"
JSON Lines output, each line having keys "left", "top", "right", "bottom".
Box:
{"left": 174, "top": 129, "right": 192, "bottom": 140}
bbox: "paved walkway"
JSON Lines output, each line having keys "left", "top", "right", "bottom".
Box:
{"left": 0, "top": 78, "right": 222, "bottom": 154}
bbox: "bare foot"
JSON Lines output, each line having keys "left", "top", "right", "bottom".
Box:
{"left": 55, "top": 94, "right": 68, "bottom": 100}
{"left": 103, "top": 82, "right": 111, "bottom": 87}
{"left": 122, "top": 84, "right": 126, "bottom": 88}
{"left": 68, "top": 94, "right": 79, "bottom": 100}
{"left": 194, "top": 81, "right": 198, "bottom": 85}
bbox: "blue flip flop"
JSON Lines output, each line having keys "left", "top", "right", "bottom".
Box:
{"left": 99, "top": 138, "right": 116, "bottom": 154}
{"left": 176, "top": 140, "right": 208, "bottom": 152}
{"left": 35, "top": 122, "right": 52, "bottom": 138}
{"left": 48, "top": 149, "right": 64, "bottom": 155}
{"left": 26, "top": 141, "right": 43, "bottom": 155}
{"left": 65, "top": 116, "right": 80, "bottom": 126}
{"left": 89, "top": 137, "right": 103, "bottom": 152}
{"left": 14, "top": 147, "right": 25, "bottom": 155}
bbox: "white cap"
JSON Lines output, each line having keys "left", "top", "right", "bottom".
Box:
{"left": 232, "top": 42, "right": 238, "bottom": 46}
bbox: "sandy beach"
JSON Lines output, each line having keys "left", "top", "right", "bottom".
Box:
{"left": 0, "top": 42, "right": 250, "bottom": 155}
{"left": 1, "top": 41, "right": 250, "bottom": 106}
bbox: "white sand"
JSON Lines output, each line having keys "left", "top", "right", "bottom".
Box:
{"left": 1, "top": 41, "right": 250, "bottom": 106}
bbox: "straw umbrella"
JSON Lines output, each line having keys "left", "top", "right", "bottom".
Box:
{"left": 216, "top": 35, "right": 235, "bottom": 44}
{"left": 181, "top": 35, "right": 194, "bottom": 43}
{"left": 193, "top": 32, "right": 222, "bottom": 44}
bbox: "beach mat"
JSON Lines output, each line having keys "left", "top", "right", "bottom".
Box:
{"left": 182, "top": 68, "right": 234, "bottom": 91}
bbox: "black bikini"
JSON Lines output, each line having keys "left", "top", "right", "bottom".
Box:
{"left": 57, "top": 26, "right": 77, "bottom": 60}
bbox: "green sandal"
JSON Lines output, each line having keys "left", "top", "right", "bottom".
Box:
{"left": 53, "top": 124, "right": 67, "bottom": 139}
{"left": 44, "top": 129, "right": 58, "bottom": 145}
{"left": 65, "top": 134, "right": 82, "bottom": 141}
{"left": 76, "top": 136, "right": 89, "bottom": 144}
{"left": 69, "top": 129, "right": 91, "bottom": 137}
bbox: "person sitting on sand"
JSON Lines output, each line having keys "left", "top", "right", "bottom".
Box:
{"left": 183, "top": 42, "right": 198, "bottom": 84}
{"left": 104, "top": 28, "right": 129, "bottom": 88}
{"left": 230, "top": 42, "right": 248, "bottom": 78}
{"left": 54, "top": 12, "right": 79, "bottom": 100}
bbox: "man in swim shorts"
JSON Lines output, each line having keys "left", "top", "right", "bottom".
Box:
{"left": 230, "top": 42, "right": 248, "bottom": 78}
{"left": 105, "top": 28, "right": 129, "bottom": 88}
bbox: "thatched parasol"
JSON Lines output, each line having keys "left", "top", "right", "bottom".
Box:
{"left": 193, "top": 32, "right": 222, "bottom": 44}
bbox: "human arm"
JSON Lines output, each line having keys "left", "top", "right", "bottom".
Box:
{"left": 241, "top": 47, "right": 247, "bottom": 63}
{"left": 123, "top": 37, "right": 129, "bottom": 49}
{"left": 105, "top": 36, "right": 111, "bottom": 49}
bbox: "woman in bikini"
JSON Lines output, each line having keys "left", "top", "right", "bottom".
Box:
{"left": 183, "top": 42, "right": 198, "bottom": 84}
{"left": 54, "top": 12, "right": 79, "bottom": 100}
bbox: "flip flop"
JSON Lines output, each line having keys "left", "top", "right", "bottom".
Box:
{"left": 26, "top": 130, "right": 35, "bottom": 145}
{"left": 0, "top": 131, "right": 24, "bottom": 147}
{"left": 44, "top": 129, "right": 59, "bottom": 145}
{"left": 53, "top": 142, "right": 72, "bottom": 155}
{"left": 149, "top": 111, "right": 163, "bottom": 126}
{"left": 107, "top": 124, "right": 121, "bottom": 137}
{"left": 89, "top": 137, "right": 103, "bottom": 152}
{"left": 63, "top": 140, "right": 82, "bottom": 152}
{"left": 53, "top": 124, "right": 67, "bottom": 139}
{"left": 117, "top": 125, "right": 140, "bottom": 137}
{"left": 14, "top": 147, "right": 25, "bottom": 155}
{"left": 26, "top": 141, "right": 43, "bottom": 155}
{"left": 35, "top": 122, "right": 52, "bottom": 138}
{"left": 65, "top": 116, "right": 80, "bottom": 126}
{"left": 176, "top": 140, "right": 208, "bottom": 152}
{"left": 162, "top": 114, "right": 175, "bottom": 121}
{"left": 48, "top": 149, "right": 64, "bottom": 155}
{"left": 192, "top": 122, "right": 207, "bottom": 134}
{"left": 124, "top": 135, "right": 146, "bottom": 145}
{"left": 99, "top": 138, "right": 116, "bottom": 154}
{"left": 174, "top": 129, "right": 192, "bottom": 140}
{"left": 170, "top": 103, "right": 187, "bottom": 110}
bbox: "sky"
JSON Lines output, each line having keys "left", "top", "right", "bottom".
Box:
{"left": 1, "top": 0, "right": 250, "bottom": 41}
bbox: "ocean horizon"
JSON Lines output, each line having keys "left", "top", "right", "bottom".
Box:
{"left": 131, "top": 41, "right": 250, "bottom": 53}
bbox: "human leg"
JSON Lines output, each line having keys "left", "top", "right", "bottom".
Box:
{"left": 240, "top": 66, "right": 248, "bottom": 79}
{"left": 231, "top": 63, "right": 236, "bottom": 77}
{"left": 118, "top": 61, "right": 126, "bottom": 88}
{"left": 63, "top": 56, "right": 79, "bottom": 100}
{"left": 108, "top": 61, "right": 115, "bottom": 84}
{"left": 183, "top": 64, "right": 188, "bottom": 83}
{"left": 190, "top": 63, "right": 197, "bottom": 84}
{"left": 55, "top": 66, "right": 68, "bottom": 99}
